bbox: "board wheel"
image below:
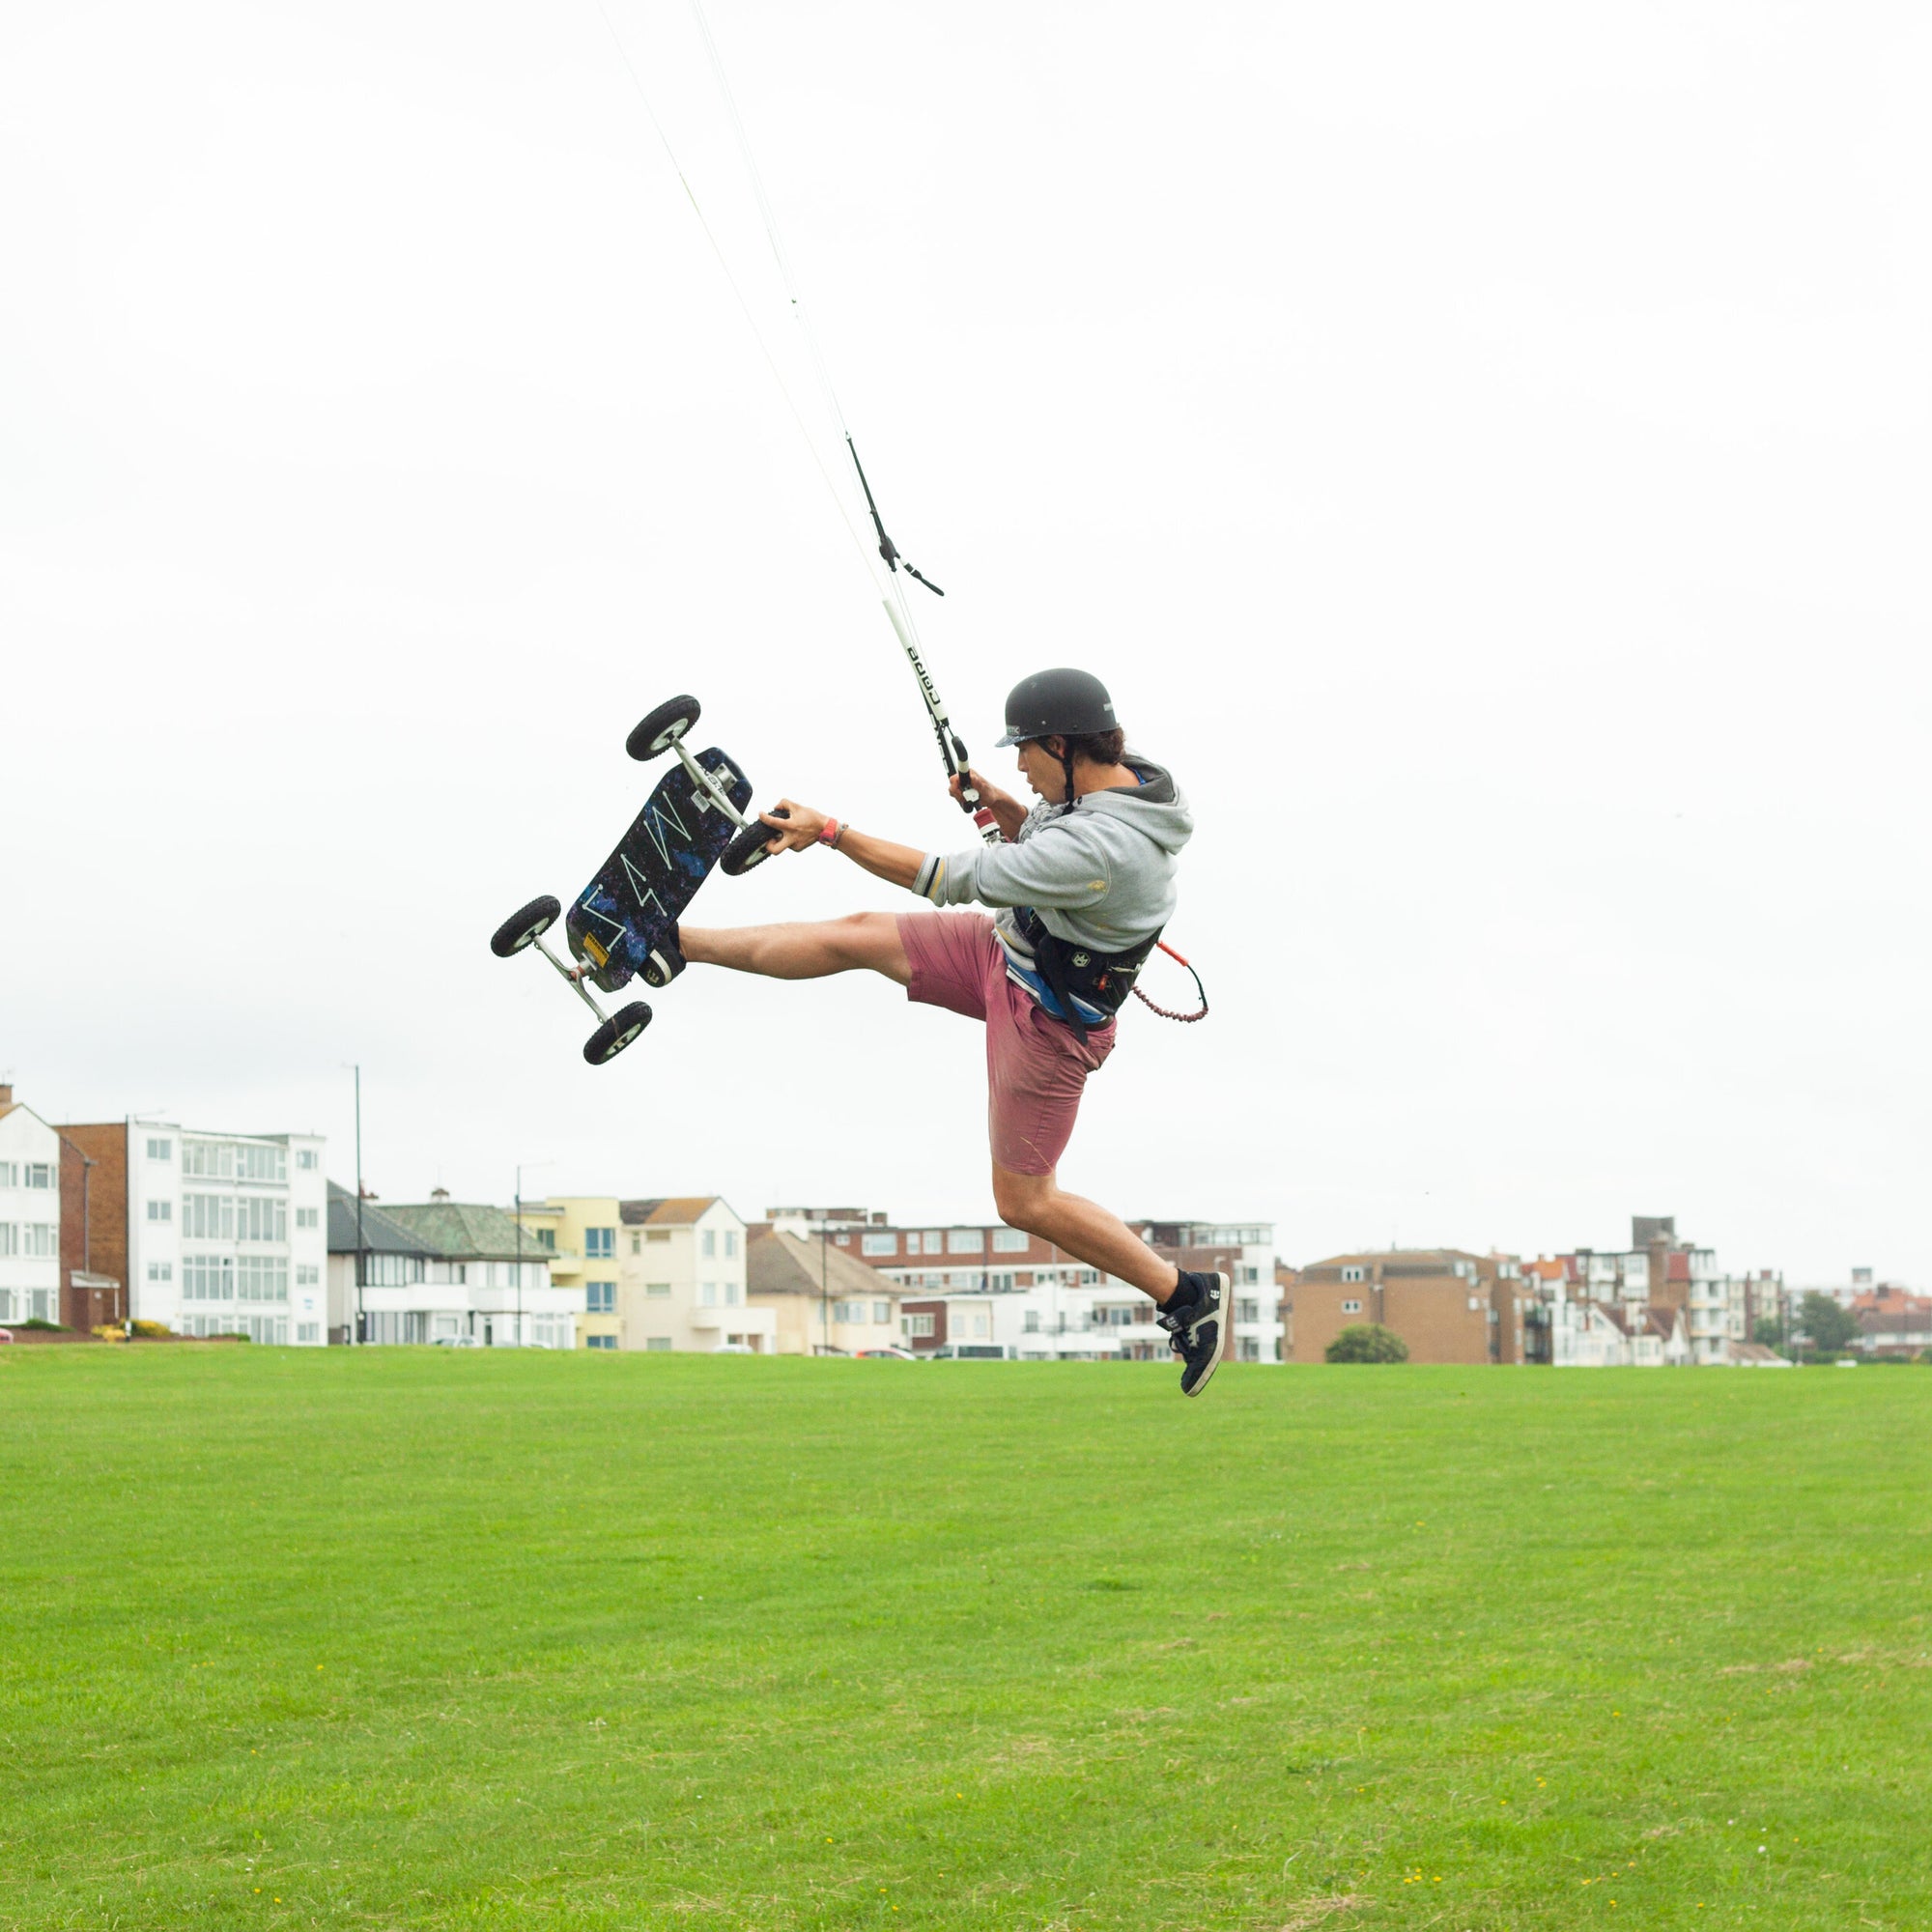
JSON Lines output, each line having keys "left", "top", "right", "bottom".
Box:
{"left": 490, "top": 894, "right": 562, "bottom": 957}
{"left": 626, "top": 695, "right": 701, "bottom": 761}
{"left": 721, "top": 807, "right": 788, "bottom": 877}
{"left": 583, "top": 1001, "right": 652, "bottom": 1065}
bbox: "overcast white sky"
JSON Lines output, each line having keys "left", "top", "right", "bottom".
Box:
{"left": 4, "top": 2, "right": 1927, "bottom": 1281}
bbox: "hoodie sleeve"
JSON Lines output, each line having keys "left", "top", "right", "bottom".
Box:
{"left": 911, "top": 817, "right": 1114, "bottom": 911}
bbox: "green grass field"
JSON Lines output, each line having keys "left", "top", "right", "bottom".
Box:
{"left": 3, "top": 1350, "right": 1928, "bottom": 1930}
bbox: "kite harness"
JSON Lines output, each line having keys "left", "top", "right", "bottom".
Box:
{"left": 592, "top": 0, "right": 1206, "bottom": 1024}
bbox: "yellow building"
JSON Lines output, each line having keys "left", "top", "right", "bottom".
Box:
{"left": 513, "top": 1195, "right": 622, "bottom": 1349}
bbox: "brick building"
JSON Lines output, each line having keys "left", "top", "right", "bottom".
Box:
{"left": 1287, "top": 1249, "right": 1518, "bottom": 1365}
{"left": 48, "top": 1114, "right": 128, "bottom": 1329}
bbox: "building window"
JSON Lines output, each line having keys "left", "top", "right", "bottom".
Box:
{"left": 992, "top": 1228, "right": 1029, "bottom": 1253}
{"left": 645, "top": 1229, "right": 669, "bottom": 1244}
{"left": 725, "top": 1282, "right": 741, "bottom": 1307}
{"left": 947, "top": 1229, "right": 984, "bottom": 1254}
{"left": 644, "top": 1336, "right": 672, "bottom": 1352}
{"left": 1239, "top": 1264, "right": 1261, "bottom": 1285}
{"left": 873, "top": 1301, "right": 891, "bottom": 1324}
{"left": 972, "top": 1314, "right": 990, "bottom": 1337}
{"left": 1239, "top": 1338, "right": 1261, "bottom": 1362}
{"left": 297, "top": 1322, "right": 321, "bottom": 1343}
{"left": 834, "top": 1233, "right": 850, "bottom": 1245}
{"left": 863, "top": 1233, "right": 897, "bottom": 1256}
{"left": 586, "top": 1282, "right": 616, "bottom": 1314}
{"left": 1237, "top": 1299, "right": 1259, "bottom": 1323}
{"left": 644, "top": 1282, "right": 671, "bottom": 1298}
{"left": 629, "top": 1232, "right": 640, "bottom": 1254}
{"left": 702, "top": 1230, "right": 717, "bottom": 1259}
{"left": 297, "top": 1149, "right": 318, "bottom": 1170}
{"left": 903, "top": 1313, "right": 935, "bottom": 1338}
{"left": 920, "top": 1232, "right": 943, "bottom": 1254}
{"left": 22, "top": 1224, "right": 55, "bottom": 1257}
{"left": 296, "top": 1207, "right": 319, "bottom": 1231}
{"left": 587, "top": 1334, "right": 618, "bottom": 1351}
{"left": 1341, "top": 1264, "right": 1365, "bottom": 1283}
{"left": 700, "top": 1282, "right": 717, "bottom": 1307}
{"left": 834, "top": 1300, "right": 864, "bottom": 1323}
{"left": 24, "top": 1164, "right": 54, "bottom": 1190}
{"left": 1024, "top": 1310, "right": 1039, "bottom": 1332}
{"left": 724, "top": 1231, "right": 738, "bottom": 1259}
{"left": 147, "top": 1199, "right": 172, "bottom": 1222}
{"left": 147, "top": 1137, "right": 173, "bottom": 1161}
{"left": 1342, "top": 1298, "right": 1362, "bottom": 1315}
{"left": 0, "top": 1162, "right": 15, "bottom": 1187}
{"left": 296, "top": 1265, "right": 319, "bottom": 1286}
{"left": 585, "top": 1228, "right": 615, "bottom": 1260}
{"left": 0, "top": 1226, "right": 14, "bottom": 1258}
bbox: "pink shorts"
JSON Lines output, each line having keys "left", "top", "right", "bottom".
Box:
{"left": 896, "top": 911, "right": 1116, "bottom": 1177}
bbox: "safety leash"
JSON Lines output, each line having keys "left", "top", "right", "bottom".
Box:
{"left": 1135, "top": 942, "right": 1209, "bottom": 1023}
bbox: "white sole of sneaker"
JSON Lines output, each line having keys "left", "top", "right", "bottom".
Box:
{"left": 1182, "top": 1271, "right": 1233, "bottom": 1398}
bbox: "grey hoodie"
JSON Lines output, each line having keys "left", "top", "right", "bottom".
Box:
{"left": 911, "top": 754, "right": 1193, "bottom": 1002}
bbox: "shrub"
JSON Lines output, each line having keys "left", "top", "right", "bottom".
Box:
{"left": 91, "top": 1324, "right": 129, "bottom": 1344}
{"left": 131, "top": 1321, "right": 173, "bottom": 1339}
{"left": 18, "top": 1318, "right": 65, "bottom": 1332}
{"left": 1326, "top": 1322, "right": 1409, "bottom": 1364}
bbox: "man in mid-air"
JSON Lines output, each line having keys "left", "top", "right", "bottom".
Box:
{"left": 670, "top": 668, "right": 1230, "bottom": 1397}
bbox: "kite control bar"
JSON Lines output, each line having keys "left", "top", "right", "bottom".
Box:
{"left": 847, "top": 436, "right": 1001, "bottom": 847}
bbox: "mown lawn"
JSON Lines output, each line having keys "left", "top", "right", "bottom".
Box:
{"left": 1, "top": 1348, "right": 1928, "bottom": 1930}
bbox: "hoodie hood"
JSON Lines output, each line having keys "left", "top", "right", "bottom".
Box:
{"left": 1071, "top": 753, "right": 1193, "bottom": 856}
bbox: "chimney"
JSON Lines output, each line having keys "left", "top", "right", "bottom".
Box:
{"left": 430, "top": 1186, "right": 450, "bottom": 1202}
{"left": 871, "top": 1210, "right": 888, "bottom": 1226}
{"left": 0, "top": 1083, "right": 12, "bottom": 1108}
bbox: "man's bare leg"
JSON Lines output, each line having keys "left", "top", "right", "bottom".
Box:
{"left": 991, "top": 1165, "right": 1183, "bottom": 1304}
{"left": 681, "top": 911, "right": 911, "bottom": 985}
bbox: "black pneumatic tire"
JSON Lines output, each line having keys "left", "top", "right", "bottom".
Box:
{"left": 626, "top": 696, "right": 701, "bottom": 762}
{"left": 721, "top": 807, "right": 789, "bottom": 877}
{"left": 583, "top": 1001, "right": 652, "bottom": 1065}
{"left": 490, "top": 895, "right": 562, "bottom": 958}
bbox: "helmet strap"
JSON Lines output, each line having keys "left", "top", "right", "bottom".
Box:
{"left": 1055, "top": 737, "right": 1078, "bottom": 814}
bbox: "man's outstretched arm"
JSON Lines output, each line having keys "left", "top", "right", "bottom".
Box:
{"left": 755, "top": 800, "right": 923, "bottom": 891}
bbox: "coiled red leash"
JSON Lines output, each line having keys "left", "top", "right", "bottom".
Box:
{"left": 1134, "top": 940, "right": 1209, "bottom": 1023}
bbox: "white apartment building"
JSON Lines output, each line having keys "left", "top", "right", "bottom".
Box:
{"left": 121, "top": 1119, "right": 329, "bottom": 1344}
{"left": 840, "top": 1210, "right": 1284, "bottom": 1363}
{"left": 903, "top": 1279, "right": 1171, "bottom": 1361}
{"left": 0, "top": 1091, "right": 62, "bottom": 1326}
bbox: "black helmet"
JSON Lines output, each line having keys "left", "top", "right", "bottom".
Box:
{"left": 992, "top": 668, "right": 1118, "bottom": 748}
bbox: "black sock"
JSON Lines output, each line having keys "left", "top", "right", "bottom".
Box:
{"left": 1163, "top": 1271, "right": 1201, "bottom": 1314}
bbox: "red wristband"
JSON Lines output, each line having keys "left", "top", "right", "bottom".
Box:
{"left": 818, "top": 816, "right": 841, "bottom": 848}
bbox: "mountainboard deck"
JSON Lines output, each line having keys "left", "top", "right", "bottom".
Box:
{"left": 566, "top": 748, "right": 753, "bottom": 992}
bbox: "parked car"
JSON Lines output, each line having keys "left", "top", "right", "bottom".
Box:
{"left": 856, "top": 1347, "right": 917, "bottom": 1360}
{"left": 928, "top": 1344, "right": 1009, "bottom": 1360}
{"left": 433, "top": 1336, "right": 482, "bottom": 1349}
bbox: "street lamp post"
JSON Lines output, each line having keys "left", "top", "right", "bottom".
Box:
{"left": 353, "top": 1065, "right": 366, "bottom": 1344}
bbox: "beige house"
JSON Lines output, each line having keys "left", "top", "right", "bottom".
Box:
{"left": 517, "top": 1194, "right": 773, "bottom": 1352}
{"left": 747, "top": 1224, "right": 904, "bottom": 1355}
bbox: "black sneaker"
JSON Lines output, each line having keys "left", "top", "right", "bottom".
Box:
{"left": 642, "top": 923, "right": 686, "bottom": 989}
{"left": 1157, "top": 1270, "right": 1232, "bottom": 1398}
